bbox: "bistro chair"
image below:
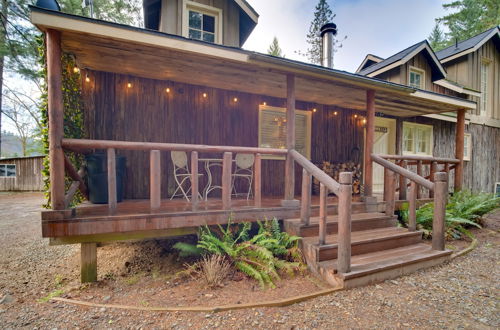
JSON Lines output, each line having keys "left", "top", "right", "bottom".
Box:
{"left": 170, "top": 151, "right": 202, "bottom": 201}
{"left": 231, "top": 153, "right": 255, "bottom": 200}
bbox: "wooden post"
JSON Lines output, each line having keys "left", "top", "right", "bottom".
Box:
{"left": 81, "top": 242, "right": 97, "bottom": 283}
{"left": 337, "top": 172, "right": 352, "bottom": 274}
{"left": 222, "top": 152, "right": 232, "bottom": 210}
{"left": 191, "top": 151, "right": 199, "bottom": 211}
{"left": 283, "top": 74, "right": 296, "bottom": 203}
{"left": 429, "top": 161, "right": 437, "bottom": 198}
{"left": 416, "top": 160, "right": 423, "bottom": 199}
{"left": 432, "top": 172, "right": 448, "bottom": 251}
{"left": 107, "top": 148, "right": 117, "bottom": 215}
{"left": 254, "top": 153, "right": 262, "bottom": 207}
{"left": 300, "top": 168, "right": 312, "bottom": 225}
{"left": 454, "top": 109, "right": 465, "bottom": 191}
{"left": 46, "top": 29, "right": 65, "bottom": 210}
{"left": 395, "top": 118, "right": 403, "bottom": 155}
{"left": 408, "top": 181, "right": 417, "bottom": 231}
{"left": 364, "top": 90, "right": 375, "bottom": 197}
{"left": 319, "top": 183, "right": 327, "bottom": 245}
{"left": 383, "top": 167, "right": 390, "bottom": 201}
{"left": 399, "top": 160, "right": 408, "bottom": 200}
{"left": 150, "top": 150, "right": 161, "bottom": 211}
{"left": 385, "top": 170, "right": 395, "bottom": 216}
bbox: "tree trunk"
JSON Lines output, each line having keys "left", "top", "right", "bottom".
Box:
{"left": 0, "top": 0, "right": 8, "bottom": 156}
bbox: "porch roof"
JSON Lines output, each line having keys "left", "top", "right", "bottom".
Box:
{"left": 30, "top": 6, "right": 476, "bottom": 117}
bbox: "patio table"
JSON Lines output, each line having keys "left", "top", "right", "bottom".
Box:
{"left": 198, "top": 158, "right": 235, "bottom": 200}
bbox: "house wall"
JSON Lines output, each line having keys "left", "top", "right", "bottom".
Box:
{"left": 82, "top": 70, "right": 365, "bottom": 199}
{"left": 0, "top": 157, "right": 44, "bottom": 191}
{"left": 159, "top": 0, "right": 240, "bottom": 47}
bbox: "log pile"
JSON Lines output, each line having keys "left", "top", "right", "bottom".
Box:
{"left": 313, "top": 161, "right": 362, "bottom": 195}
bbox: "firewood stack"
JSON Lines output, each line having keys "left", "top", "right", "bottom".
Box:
{"left": 313, "top": 161, "right": 362, "bottom": 195}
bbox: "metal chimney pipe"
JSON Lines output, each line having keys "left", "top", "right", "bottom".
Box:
{"left": 320, "top": 23, "right": 338, "bottom": 68}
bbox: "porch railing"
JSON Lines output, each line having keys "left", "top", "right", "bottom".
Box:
{"left": 371, "top": 154, "right": 448, "bottom": 251}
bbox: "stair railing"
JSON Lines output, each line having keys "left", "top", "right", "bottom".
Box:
{"left": 371, "top": 154, "right": 447, "bottom": 251}
{"left": 289, "top": 149, "right": 353, "bottom": 273}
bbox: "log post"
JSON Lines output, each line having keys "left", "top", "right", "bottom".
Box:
{"left": 363, "top": 90, "right": 375, "bottom": 197}
{"left": 81, "top": 242, "right": 97, "bottom": 283}
{"left": 399, "top": 160, "right": 408, "bottom": 200}
{"left": 432, "top": 172, "right": 448, "bottom": 251}
{"left": 319, "top": 183, "right": 327, "bottom": 245}
{"left": 150, "top": 150, "right": 161, "bottom": 211}
{"left": 107, "top": 148, "right": 117, "bottom": 215}
{"left": 408, "top": 181, "right": 417, "bottom": 231}
{"left": 191, "top": 151, "right": 199, "bottom": 211}
{"left": 337, "top": 172, "right": 352, "bottom": 274}
{"left": 300, "top": 168, "right": 312, "bottom": 225}
{"left": 416, "top": 160, "right": 423, "bottom": 199}
{"left": 429, "top": 161, "right": 437, "bottom": 198}
{"left": 454, "top": 109, "right": 465, "bottom": 191}
{"left": 385, "top": 170, "right": 395, "bottom": 216}
{"left": 46, "top": 29, "right": 65, "bottom": 210}
{"left": 222, "top": 152, "right": 232, "bottom": 210}
{"left": 282, "top": 74, "right": 298, "bottom": 206}
{"left": 254, "top": 153, "right": 262, "bottom": 207}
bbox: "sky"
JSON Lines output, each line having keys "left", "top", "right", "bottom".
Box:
{"left": 243, "top": 0, "right": 448, "bottom": 72}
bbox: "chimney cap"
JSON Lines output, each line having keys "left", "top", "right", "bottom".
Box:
{"left": 320, "top": 23, "right": 337, "bottom": 37}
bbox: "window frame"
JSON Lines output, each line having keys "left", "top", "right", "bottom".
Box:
{"left": 402, "top": 122, "right": 433, "bottom": 156}
{"left": 258, "top": 105, "right": 312, "bottom": 160}
{"left": 408, "top": 66, "right": 425, "bottom": 89}
{"left": 463, "top": 133, "right": 472, "bottom": 161}
{"left": 480, "top": 58, "right": 490, "bottom": 117}
{"left": 182, "top": 0, "right": 223, "bottom": 44}
{"left": 0, "top": 164, "right": 16, "bottom": 178}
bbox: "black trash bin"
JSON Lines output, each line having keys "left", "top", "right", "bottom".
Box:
{"left": 85, "top": 153, "right": 126, "bottom": 204}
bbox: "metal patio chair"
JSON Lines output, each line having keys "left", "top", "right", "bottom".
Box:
{"left": 231, "top": 153, "right": 254, "bottom": 200}
{"left": 170, "top": 151, "right": 203, "bottom": 201}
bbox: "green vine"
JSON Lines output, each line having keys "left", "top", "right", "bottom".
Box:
{"left": 38, "top": 36, "right": 86, "bottom": 208}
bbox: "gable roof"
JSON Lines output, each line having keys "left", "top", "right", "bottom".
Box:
{"left": 436, "top": 26, "right": 500, "bottom": 63}
{"left": 355, "top": 54, "right": 384, "bottom": 73}
{"left": 357, "top": 40, "right": 447, "bottom": 81}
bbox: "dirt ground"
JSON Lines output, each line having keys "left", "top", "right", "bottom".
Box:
{"left": 0, "top": 192, "right": 498, "bottom": 329}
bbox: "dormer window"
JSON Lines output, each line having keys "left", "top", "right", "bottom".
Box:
{"left": 183, "top": 1, "right": 222, "bottom": 44}
{"left": 409, "top": 66, "right": 425, "bottom": 89}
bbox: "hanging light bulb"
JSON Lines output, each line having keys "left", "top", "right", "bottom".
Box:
{"left": 362, "top": 118, "right": 367, "bottom": 124}
{"left": 312, "top": 108, "right": 317, "bottom": 113}
{"left": 127, "top": 82, "right": 132, "bottom": 88}
{"left": 73, "top": 66, "right": 80, "bottom": 73}
{"left": 166, "top": 88, "right": 171, "bottom": 93}
{"left": 233, "top": 97, "right": 238, "bottom": 102}
{"left": 333, "top": 111, "right": 338, "bottom": 116}
{"left": 263, "top": 101, "right": 267, "bottom": 106}
{"left": 354, "top": 114, "right": 358, "bottom": 118}
{"left": 85, "top": 73, "right": 90, "bottom": 83}
{"left": 202, "top": 92, "right": 207, "bottom": 98}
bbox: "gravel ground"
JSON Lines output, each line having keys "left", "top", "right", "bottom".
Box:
{"left": 0, "top": 192, "right": 498, "bottom": 329}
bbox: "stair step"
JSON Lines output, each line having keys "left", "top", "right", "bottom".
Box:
{"left": 316, "top": 244, "right": 452, "bottom": 288}
{"left": 302, "top": 227, "right": 422, "bottom": 262}
{"left": 284, "top": 212, "right": 397, "bottom": 237}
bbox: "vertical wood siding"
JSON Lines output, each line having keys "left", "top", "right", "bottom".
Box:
{"left": 0, "top": 157, "right": 44, "bottom": 191}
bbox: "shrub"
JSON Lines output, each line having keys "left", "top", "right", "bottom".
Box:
{"left": 195, "top": 254, "right": 232, "bottom": 289}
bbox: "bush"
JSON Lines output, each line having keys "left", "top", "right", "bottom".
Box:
{"left": 400, "top": 190, "right": 499, "bottom": 239}
{"left": 195, "top": 254, "right": 232, "bottom": 289}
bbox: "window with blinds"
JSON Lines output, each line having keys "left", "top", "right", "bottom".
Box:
{"left": 258, "top": 105, "right": 312, "bottom": 159}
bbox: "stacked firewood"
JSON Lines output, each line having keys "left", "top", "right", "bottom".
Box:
{"left": 313, "top": 161, "right": 362, "bottom": 195}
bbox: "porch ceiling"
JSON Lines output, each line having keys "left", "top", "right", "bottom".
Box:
{"left": 31, "top": 7, "right": 476, "bottom": 117}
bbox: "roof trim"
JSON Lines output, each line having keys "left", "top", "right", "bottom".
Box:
{"left": 0, "top": 155, "right": 45, "bottom": 161}
{"left": 355, "top": 54, "right": 384, "bottom": 73}
{"left": 439, "top": 27, "right": 500, "bottom": 63}
{"left": 411, "top": 90, "right": 476, "bottom": 109}
{"left": 234, "top": 0, "right": 259, "bottom": 23}
{"left": 434, "top": 79, "right": 481, "bottom": 97}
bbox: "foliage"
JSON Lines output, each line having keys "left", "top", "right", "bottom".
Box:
{"left": 400, "top": 191, "right": 499, "bottom": 239}
{"left": 173, "top": 219, "right": 304, "bottom": 288}
{"left": 267, "top": 36, "right": 284, "bottom": 57}
{"left": 59, "top": 0, "right": 143, "bottom": 26}
{"left": 435, "top": 0, "right": 500, "bottom": 48}
{"left": 428, "top": 23, "right": 448, "bottom": 51}
{"left": 193, "top": 254, "right": 232, "bottom": 289}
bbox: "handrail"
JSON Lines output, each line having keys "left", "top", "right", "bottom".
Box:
{"left": 62, "top": 138, "right": 288, "bottom": 156}
{"left": 289, "top": 149, "right": 341, "bottom": 194}
{"left": 371, "top": 154, "right": 434, "bottom": 191}
{"left": 378, "top": 154, "right": 460, "bottom": 164}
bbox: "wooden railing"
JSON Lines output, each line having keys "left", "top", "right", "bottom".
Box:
{"left": 372, "top": 154, "right": 448, "bottom": 251}
{"left": 289, "top": 149, "right": 353, "bottom": 273}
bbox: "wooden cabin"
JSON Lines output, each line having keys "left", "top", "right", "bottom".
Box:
{"left": 31, "top": 2, "right": 477, "bottom": 287}
{"left": 0, "top": 156, "right": 44, "bottom": 191}
{"left": 357, "top": 27, "right": 500, "bottom": 194}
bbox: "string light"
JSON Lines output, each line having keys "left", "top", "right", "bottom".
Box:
{"left": 354, "top": 114, "right": 358, "bottom": 118}
{"left": 233, "top": 97, "right": 238, "bottom": 102}
{"left": 85, "top": 74, "right": 90, "bottom": 83}
{"left": 127, "top": 82, "right": 132, "bottom": 88}
{"left": 333, "top": 111, "right": 338, "bottom": 116}
{"left": 362, "top": 118, "right": 367, "bottom": 124}
{"left": 262, "top": 101, "right": 267, "bottom": 106}
{"left": 73, "top": 66, "right": 80, "bottom": 73}
{"left": 202, "top": 92, "right": 207, "bottom": 98}
{"left": 312, "top": 108, "right": 317, "bottom": 113}
{"left": 166, "top": 88, "right": 171, "bottom": 93}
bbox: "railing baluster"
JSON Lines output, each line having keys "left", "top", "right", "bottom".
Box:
{"left": 383, "top": 167, "right": 390, "bottom": 202}
{"left": 429, "top": 161, "right": 437, "bottom": 198}
{"left": 409, "top": 181, "right": 417, "bottom": 231}
{"left": 150, "top": 150, "right": 161, "bottom": 211}
{"left": 337, "top": 172, "right": 352, "bottom": 274}
{"left": 191, "top": 151, "right": 199, "bottom": 211}
{"left": 300, "top": 168, "right": 312, "bottom": 225}
{"left": 399, "top": 160, "right": 407, "bottom": 200}
{"left": 385, "top": 170, "right": 395, "bottom": 216}
{"left": 319, "top": 183, "right": 327, "bottom": 245}
{"left": 222, "top": 152, "right": 232, "bottom": 210}
{"left": 416, "top": 160, "right": 423, "bottom": 199}
{"left": 432, "top": 172, "right": 448, "bottom": 251}
{"left": 254, "top": 153, "right": 262, "bottom": 208}
{"left": 107, "top": 148, "right": 117, "bottom": 215}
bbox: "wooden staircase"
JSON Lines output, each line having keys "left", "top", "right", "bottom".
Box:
{"left": 284, "top": 209, "right": 452, "bottom": 289}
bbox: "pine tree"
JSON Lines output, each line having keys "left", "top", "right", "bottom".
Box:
{"left": 267, "top": 36, "right": 284, "bottom": 57}
{"left": 428, "top": 23, "right": 448, "bottom": 51}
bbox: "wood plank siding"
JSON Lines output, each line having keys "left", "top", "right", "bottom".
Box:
{"left": 81, "top": 71, "right": 365, "bottom": 199}
{"left": 0, "top": 156, "right": 44, "bottom": 191}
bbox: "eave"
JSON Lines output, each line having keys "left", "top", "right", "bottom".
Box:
{"left": 434, "top": 79, "right": 481, "bottom": 97}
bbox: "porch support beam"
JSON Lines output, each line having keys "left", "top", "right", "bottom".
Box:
{"left": 454, "top": 109, "right": 465, "bottom": 191}
{"left": 47, "top": 29, "right": 65, "bottom": 210}
{"left": 364, "top": 90, "right": 375, "bottom": 197}
{"left": 282, "top": 73, "right": 299, "bottom": 207}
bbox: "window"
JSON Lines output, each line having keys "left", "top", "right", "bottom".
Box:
{"left": 463, "top": 133, "right": 472, "bottom": 161}
{"left": 0, "top": 164, "right": 16, "bottom": 177}
{"left": 258, "top": 105, "right": 312, "bottom": 159}
{"left": 409, "top": 66, "right": 425, "bottom": 89}
{"left": 183, "top": 1, "right": 222, "bottom": 44}
{"left": 403, "top": 122, "right": 433, "bottom": 155}
{"left": 480, "top": 60, "right": 489, "bottom": 116}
